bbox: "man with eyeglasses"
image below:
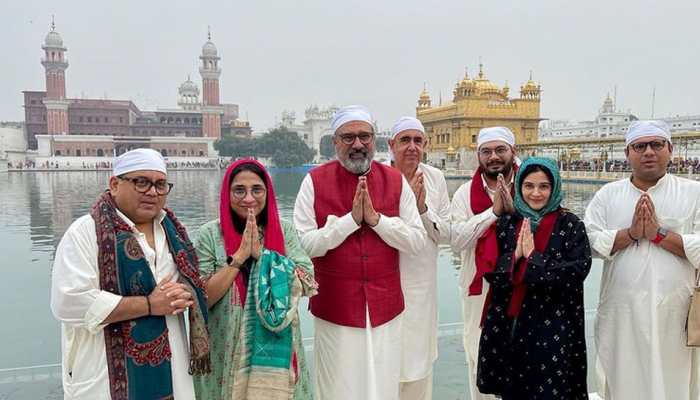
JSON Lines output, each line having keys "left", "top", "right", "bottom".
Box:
{"left": 585, "top": 120, "right": 700, "bottom": 400}
{"left": 51, "top": 148, "right": 210, "bottom": 399}
{"left": 450, "top": 127, "right": 519, "bottom": 400}
{"left": 294, "top": 105, "right": 426, "bottom": 400}
{"left": 387, "top": 116, "right": 450, "bottom": 400}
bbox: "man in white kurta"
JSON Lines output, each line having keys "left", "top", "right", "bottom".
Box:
{"left": 450, "top": 127, "right": 518, "bottom": 400}
{"left": 50, "top": 149, "right": 197, "bottom": 399}
{"left": 585, "top": 120, "right": 700, "bottom": 400}
{"left": 389, "top": 117, "right": 451, "bottom": 400}
{"left": 294, "top": 106, "right": 426, "bottom": 400}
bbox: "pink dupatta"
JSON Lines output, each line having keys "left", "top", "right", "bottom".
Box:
{"left": 219, "top": 159, "right": 286, "bottom": 305}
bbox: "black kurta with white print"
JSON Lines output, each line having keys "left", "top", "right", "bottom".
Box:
{"left": 477, "top": 210, "right": 591, "bottom": 399}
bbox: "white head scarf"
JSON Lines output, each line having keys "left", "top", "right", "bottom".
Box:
{"left": 625, "top": 120, "right": 672, "bottom": 146}
{"left": 476, "top": 127, "right": 516, "bottom": 150}
{"left": 113, "top": 148, "right": 167, "bottom": 177}
{"left": 390, "top": 116, "right": 425, "bottom": 140}
{"left": 331, "top": 105, "right": 374, "bottom": 133}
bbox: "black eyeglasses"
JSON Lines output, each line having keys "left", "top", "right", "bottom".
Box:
{"left": 629, "top": 140, "right": 667, "bottom": 153}
{"left": 337, "top": 132, "right": 374, "bottom": 145}
{"left": 231, "top": 186, "right": 266, "bottom": 199}
{"left": 118, "top": 176, "right": 173, "bottom": 195}
{"left": 478, "top": 146, "right": 510, "bottom": 157}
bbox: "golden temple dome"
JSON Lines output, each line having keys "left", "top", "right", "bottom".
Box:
{"left": 521, "top": 71, "right": 540, "bottom": 90}
{"left": 472, "top": 63, "right": 501, "bottom": 94}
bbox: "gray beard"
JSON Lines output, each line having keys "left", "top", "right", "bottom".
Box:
{"left": 339, "top": 149, "right": 374, "bottom": 174}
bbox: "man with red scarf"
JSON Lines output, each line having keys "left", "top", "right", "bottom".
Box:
{"left": 450, "top": 127, "right": 517, "bottom": 400}
{"left": 294, "top": 105, "right": 426, "bottom": 400}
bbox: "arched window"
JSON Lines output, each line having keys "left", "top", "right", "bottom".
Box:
{"left": 181, "top": 150, "right": 187, "bottom": 156}
{"left": 161, "top": 149, "right": 168, "bottom": 157}
{"left": 199, "top": 151, "right": 204, "bottom": 156}
{"left": 76, "top": 149, "right": 81, "bottom": 156}
{"left": 97, "top": 149, "right": 104, "bottom": 156}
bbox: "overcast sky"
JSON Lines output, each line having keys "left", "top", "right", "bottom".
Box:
{"left": 3, "top": 0, "right": 699, "bottom": 132}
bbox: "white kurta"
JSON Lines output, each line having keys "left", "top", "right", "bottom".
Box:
{"left": 584, "top": 174, "right": 700, "bottom": 400}
{"left": 450, "top": 177, "right": 500, "bottom": 400}
{"left": 50, "top": 210, "right": 195, "bottom": 400}
{"left": 399, "top": 163, "right": 450, "bottom": 389}
{"left": 294, "top": 170, "right": 426, "bottom": 400}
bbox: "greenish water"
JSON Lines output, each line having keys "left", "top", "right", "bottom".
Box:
{"left": 0, "top": 170, "right": 603, "bottom": 398}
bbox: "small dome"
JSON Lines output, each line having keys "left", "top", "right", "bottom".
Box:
{"left": 473, "top": 78, "right": 500, "bottom": 94}
{"left": 44, "top": 30, "right": 64, "bottom": 48}
{"left": 419, "top": 88, "right": 431, "bottom": 100}
{"left": 523, "top": 79, "right": 538, "bottom": 90}
{"left": 179, "top": 77, "right": 199, "bottom": 96}
{"left": 202, "top": 40, "right": 218, "bottom": 57}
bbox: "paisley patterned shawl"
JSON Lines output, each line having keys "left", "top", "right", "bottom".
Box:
{"left": 90, "top": 191, "right": 210, "bottom": 400}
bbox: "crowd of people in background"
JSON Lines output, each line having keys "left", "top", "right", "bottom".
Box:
{"left": 7, "top": 159, "right": 221, "bottom": 170}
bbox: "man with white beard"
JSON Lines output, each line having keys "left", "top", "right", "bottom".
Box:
{"left": 294, "top": 105, "right": 426, "bottom": 400}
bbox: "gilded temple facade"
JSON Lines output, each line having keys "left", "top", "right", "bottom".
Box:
{"left": 416, "top": 64, "right": 542, "bottom": 169}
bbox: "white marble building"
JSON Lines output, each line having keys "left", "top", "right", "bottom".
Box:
{"left": 0, "top": 122, "right": 28, "bottom": 163}
{"left": 279, "top": 105, "right": 339, "bottom": 162}
{"left": 539, "top": 94, "right": 700, "bottom": 141}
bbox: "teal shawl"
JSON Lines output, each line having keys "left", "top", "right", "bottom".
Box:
{"left": 514, "top": 157, "right": 563, "bottom": 231}
{"left": 91, "top": 191, "right": 210, "bottom": 400}
{"left": 233, "top": 248, "right": 308, "bottom": 399}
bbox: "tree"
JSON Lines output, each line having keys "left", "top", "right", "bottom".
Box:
{"left": 214, "top": 127, "right": 315, "bottom": 167}
{"left": 214, "top": 135, "right": 256, "bottom": 158}
{"left": 261, "top": 127, "right": 315, "bottom": 167}
{"left": 320, "top": 135, "right": 335, "bottom": 159}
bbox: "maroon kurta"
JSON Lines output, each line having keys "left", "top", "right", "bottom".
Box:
{"left": 309, "top": 160, "right": 404, "bottom": 328}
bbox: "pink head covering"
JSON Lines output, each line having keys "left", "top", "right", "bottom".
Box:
{"left": 219, "top": 158, "right": 285, "bottom": 304}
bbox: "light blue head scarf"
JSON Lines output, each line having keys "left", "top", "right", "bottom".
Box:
{"left": 513, "top": 157, "right": 563, "bottom": 232}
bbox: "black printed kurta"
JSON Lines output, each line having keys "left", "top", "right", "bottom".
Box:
{"left": 477, "top": 210, "right": 591, "bottom": 400}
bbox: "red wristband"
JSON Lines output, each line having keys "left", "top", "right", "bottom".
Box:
{"left": 652, "top": 233, "right": 664, "bottom": 244}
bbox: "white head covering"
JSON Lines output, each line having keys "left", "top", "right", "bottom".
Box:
{"left": 331, "top": 105, "right": 374, "bottom": 133}
{"left": 625, "top": 120, "right": 672, "bottom": 146}
{"left": 390, "top": 116, "right": 425, "bottom": 140}
{"left": 477, "top": 127, "right": 516, "bottom": 150}
{"left": 113, "top": 148, "right": 167, "bottom": 177}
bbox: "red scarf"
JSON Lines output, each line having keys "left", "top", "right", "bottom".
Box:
{"left": 469, "top": 166, "right": 516, "bottom": 296}
{"left": 219, "top": 159, "right": 286, "bottom": 305}
{"left": 507, "top": 211, "right": 558, "bottom": 318}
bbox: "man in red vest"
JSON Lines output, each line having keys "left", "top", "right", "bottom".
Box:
{"left": 294, "top": 105, "right": 426, "bottom": 400}
{"left": 450, "top": 127, "right": 518, "bottom": 400}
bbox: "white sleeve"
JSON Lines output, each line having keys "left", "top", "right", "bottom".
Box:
{"left": 293, "top": 174, "right": 361, "bottom": 258}
{"left": 50, "top": 216, "right": 123, "bottom": 334}
{"left": 371, "top": 176, "right": 427, "bottom": 255}
{"left": 682, "top": 204, "right": 700, "bottom": 268}
{"left": 583, "top": 188, "right": 618, "bottom": 260}
{"left": 450, "top": 181, "right": 498, "bottom": 253}
{"left": 420, "top": 171, "right": 451, "bottom": 245}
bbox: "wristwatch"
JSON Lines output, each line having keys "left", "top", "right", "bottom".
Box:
{"left": 652, "top": 227, "right": 668, "bottom": 245}
{"left": 226, "top": 255, "right": 241, "bottom": 269}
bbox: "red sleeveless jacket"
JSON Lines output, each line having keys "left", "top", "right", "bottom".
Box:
{"left": 309, "top": 160, "right": 404, "bottom": 328}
